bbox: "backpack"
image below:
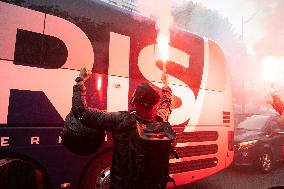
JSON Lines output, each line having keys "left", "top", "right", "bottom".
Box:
{"left": 128, "top": 120, "right": 176, "bottom": 189}
{"left": 60, "top": 111, "right": 105, "bottom": 155}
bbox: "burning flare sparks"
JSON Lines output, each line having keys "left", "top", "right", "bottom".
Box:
{"left": 157, "top": 32, "right": 170, "bottom": 63}
{"left": 157, "top": 31, "right": 170, "bottom": 73}
{"left": 154, "top": 0, "right": 172, "bottom": 72}
{"left": 135, "top": 0, "right": 172, "bottom": 81}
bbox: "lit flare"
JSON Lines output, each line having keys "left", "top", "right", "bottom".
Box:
{"left": 157, "top": 32, "right": 169, "bottom": 63}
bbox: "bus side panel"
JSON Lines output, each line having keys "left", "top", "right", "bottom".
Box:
{"left": 0, "top": 1, "right": 234, "bottom": 188}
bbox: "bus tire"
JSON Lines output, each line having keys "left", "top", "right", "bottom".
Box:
{"left": 0, "top": 158, "right": 44, "bottom": 189}
{"left": 80, "top": 152, "right": 112, "bottom": 189}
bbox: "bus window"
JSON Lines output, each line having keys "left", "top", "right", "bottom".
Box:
{"left": 205, "top": 40, "right": 226, "bottom": 92}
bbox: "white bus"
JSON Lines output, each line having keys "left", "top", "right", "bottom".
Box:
{"left": 0, "top": 0, "right": 234, "bottom": 188}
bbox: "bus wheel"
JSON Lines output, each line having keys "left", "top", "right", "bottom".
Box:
{"left": 0, "top": 158, "right": 44, "bottom": 189}
{"left": 80, "top": 152, "right": 112, "bottom": 189}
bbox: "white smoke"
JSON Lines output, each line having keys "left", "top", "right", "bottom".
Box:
{"left": 135, "top": 0, "right": 173, "bottom": 28}
{"left": 135, "top": 0, "right": 173, "bottom": 62}
{"left": 187, "top": 0, "right": 284, "bottom": 61}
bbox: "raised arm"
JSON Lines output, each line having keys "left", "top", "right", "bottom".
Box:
{"left": 271, "top": 93, "right": 284, "bottom": 116}
{"left": 71, "top": 68, "right": 120, "bottom": 132}
{"left": 156, "top": 73, "right": 172, "bottom": 122}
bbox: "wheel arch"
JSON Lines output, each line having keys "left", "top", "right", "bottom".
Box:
{"left": 78, "top": 146, "right": 114, "bottom": 188}
{"left": 0, "top": 152, "right": 51, "bottom": 189}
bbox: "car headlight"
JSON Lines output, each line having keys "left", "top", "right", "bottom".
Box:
{"left": 237, "top": 140, "right": 258, "bottom": 150}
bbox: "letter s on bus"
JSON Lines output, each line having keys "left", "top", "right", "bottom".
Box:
{"left": 0, "top": 2, "right": 94, "bottom": 124}
{"left": 138, "top": 45, "right": 195, "bottom": 125}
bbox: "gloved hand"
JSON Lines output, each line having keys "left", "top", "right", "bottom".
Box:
{"left": 266, "top": 87, "right": 280, "bottom": 104}
{"left": 79, "top": 67, "right": 92, "bottom": 80}
{"left": 270, "top": 87, "right": 279, "bottom": 97}
{"left": 76, "top": 68, "right": 92, "bottom": 84}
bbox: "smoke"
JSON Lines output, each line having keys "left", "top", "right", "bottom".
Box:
{"left": 188, "top": 0, "right": 284, "bottom": 62}
{"left": 135, "top": 0, "right": 173, "bottom": 30}
{"left": 134, "top": 0, "right": 284, "bottom": 67}
{"left": 135, "top": 0, "right": 173, "bottom": 61}
{"left": 252, "top": 1, "right": 284, "bottom": 61}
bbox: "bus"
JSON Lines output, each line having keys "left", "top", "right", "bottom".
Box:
{"left": 0, "top": 0, "right": 234, "bottom": 188}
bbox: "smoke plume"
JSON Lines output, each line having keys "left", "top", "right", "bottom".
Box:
{"left": 135, "top": 0, "right": 173, "bottom": 61}
{"left": 189, "top": 0, "right": 284, "bottom": 62}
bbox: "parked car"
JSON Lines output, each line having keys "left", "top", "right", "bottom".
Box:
{"left": 234, "top": 114, "right": 284, "bottom": 173}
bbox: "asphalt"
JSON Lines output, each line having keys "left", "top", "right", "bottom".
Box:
{"left": 175, "top": 164, "right": 284, "bottom": 189}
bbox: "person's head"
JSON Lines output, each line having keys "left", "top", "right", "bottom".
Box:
{"left": 130, "top": 82, "right": 160, "bottom": 120}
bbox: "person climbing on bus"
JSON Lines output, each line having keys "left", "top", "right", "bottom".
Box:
{"left": 70, "top": 67, "right": 176, "bottom": 189}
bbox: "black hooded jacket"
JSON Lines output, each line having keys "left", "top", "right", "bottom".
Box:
{"left": 71, "top": 78, "right": 172, "bottom": 189}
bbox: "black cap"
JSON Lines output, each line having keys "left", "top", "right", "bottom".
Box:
{"left": 130, "top": 82, "right": 160, "bottom": 108}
